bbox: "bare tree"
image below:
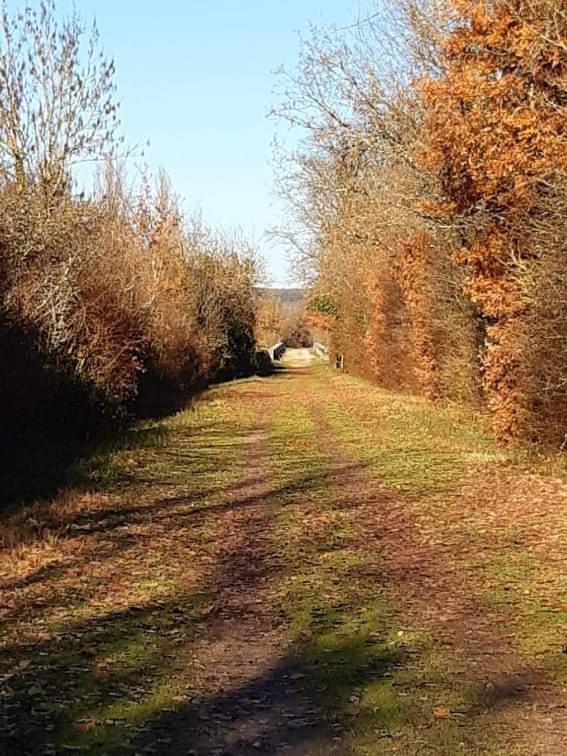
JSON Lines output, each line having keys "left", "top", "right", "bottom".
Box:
{"left": 0, "top": 0, "right": 119, "bottom": 200}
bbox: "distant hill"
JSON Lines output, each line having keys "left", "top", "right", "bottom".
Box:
{"left": 256, "top": 287, "right": 305, "bottom": 310}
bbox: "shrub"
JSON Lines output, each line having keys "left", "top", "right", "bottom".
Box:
{"left": 0, "top": 2, "right": 258, "bottom": 452}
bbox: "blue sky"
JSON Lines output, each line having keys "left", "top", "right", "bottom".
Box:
{"left": 50, "top": 0, "right": 367, "bottom": 286}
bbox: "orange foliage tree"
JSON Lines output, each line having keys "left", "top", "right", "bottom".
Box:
{"left": 274, "top": 0, "right": 564, "bottom": 444}
{"left": 420, "top": 0, "right": 566, "bottom": 440}
{"left": 395, "top": 233, "right": 441, "bottom": 400}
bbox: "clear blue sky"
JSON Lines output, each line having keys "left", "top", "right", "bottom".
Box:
{"left": 51, "top": 0, "right": 366, "bottom": 286}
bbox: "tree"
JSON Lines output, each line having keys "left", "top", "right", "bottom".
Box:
{"left": 272, "top": 5, "right": 481, "bottom": 392}
{"left": 420, "top": 0, "right": 567, "bottom": 440}
{"left": 0, "top": 0, "right": 119, "bottom": 201}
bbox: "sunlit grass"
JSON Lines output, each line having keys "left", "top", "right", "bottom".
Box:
{"left": 478, "top": 551, "right": 567, "bottom": 681}
{"left": 319, "top": 374, "right": 498, "bottom": 495}
{"left": 263, "top": 384, "right": 506, "bottom": 754}
{"left": 2, "top": 361, "right": 564, "bottom": 755}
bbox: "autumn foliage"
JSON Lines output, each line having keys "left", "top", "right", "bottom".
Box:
{"left": 420, "top": 0, "right": 566, "bottom": 441}
{"left": 0, "top": 2, "right": 258, "bottom": 450}
{"left": 275, "top": 0, "right": 566, "bottom": 444}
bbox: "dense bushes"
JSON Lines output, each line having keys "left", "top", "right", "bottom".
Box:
{"left": 0, "top": 177, "right": 258, "bottom": 434}
{"left": 0, "top": 2, "right": 257, "bottom": 450}
{"left": 274, "top": 0, "right": 566, "bottom": 445}
{"left": 283, "top": 319, "right": 313, "bottom": 349}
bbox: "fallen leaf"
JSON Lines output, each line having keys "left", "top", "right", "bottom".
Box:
{"left": 433, "top": 707, "right": 450, "bottom": 719}
{"left": 72, "top": 718, "right": 97, "bottom": 734}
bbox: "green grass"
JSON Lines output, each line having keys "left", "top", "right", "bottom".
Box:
{"left": 321, "top": 374, "right": 498, "bottom": 496}
{"left": 2, "top": 362, "right": 564, "bottom": 755}
{"left": 477, "top": 551, "right": 567, "bottom": 681}
{"left": 0, "top": 377, "right": 265, "bottom": 754}
{"left": 263, "top": 384, "right": 507, "bottom": 755}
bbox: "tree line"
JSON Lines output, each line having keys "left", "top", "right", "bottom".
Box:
{"left": 273, "top": 0, "right": 566, "bottom": 445}
{"left": 0, "top": 1, "right": 258, "bottom": 449}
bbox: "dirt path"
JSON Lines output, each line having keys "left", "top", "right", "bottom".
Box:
{"left": 1, "top": 350, "right": 566, "bottom": 754}
{"left": 168, "top": 426, "right": 329, "bottom": 755}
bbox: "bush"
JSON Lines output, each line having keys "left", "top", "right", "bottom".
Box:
{"left": 0, "top": 2, "right": 258, "bottom": 459}
{"left": 283, "top": 319, "right": 314, "bottom": 349}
